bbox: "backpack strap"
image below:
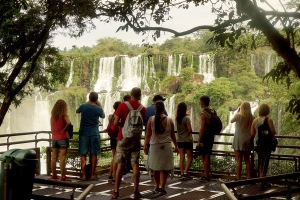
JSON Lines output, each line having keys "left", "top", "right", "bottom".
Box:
{"left": 124, "top": 101, "right": 133, "bottom": 110}
{"left": 137, "top": 104, "right": 143, "bottom": 112}
{"left": 263, "top": 117, "right": 269, "bottom": 125}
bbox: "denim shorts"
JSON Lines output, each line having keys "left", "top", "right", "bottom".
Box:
{"left": 52, "top": 139, "right": 69, "bottom": 149}
{"left": 79, "top": 135, "right": 100, "bottom": 155}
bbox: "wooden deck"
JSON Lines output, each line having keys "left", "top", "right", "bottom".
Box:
{"left": 31, "top": 173, "right": 300, "bottom": 200}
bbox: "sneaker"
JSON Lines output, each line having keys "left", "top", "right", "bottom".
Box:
{"left": 51, "top": 175, "right": 59, "bottom": 180}
{"left": 153, "top": 188, "right": 160, "bottom": 193}
{"left": 159, "top": 188, "right": 167, "bottom": 195}
{"left": 60, "top": 176, "right": 72, "bottom": 181}
{"left": 199, "top": 176, "right": 210, "bottom": 182}
{"left": 112, "top": 191, "right": 119, "bottom": 199}
{"left": 183, "top": 173, "right": 192, "bottom": 180}
{"left": 108, "top": 176, "right": 113, "bottom": 183}
{"left": 179, "top": 174, "right": 185, "bottom": 180}
{"left": 133, "top": 191, "right": 142, "bottom": 199}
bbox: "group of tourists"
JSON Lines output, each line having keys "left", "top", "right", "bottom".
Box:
{"left": 49, "top": 87, "right": 276, "bottom": 199}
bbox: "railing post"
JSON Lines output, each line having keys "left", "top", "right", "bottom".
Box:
{"left": 46, "top": 147, "right": 51, "bottom": 176}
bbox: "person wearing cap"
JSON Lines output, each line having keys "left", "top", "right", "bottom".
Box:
{"left": 144, "top": 95, "right": 168, "bottom": 128}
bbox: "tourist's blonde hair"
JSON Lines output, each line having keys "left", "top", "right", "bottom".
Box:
{"left": 51, "top": 99, "right": 68, "bottom": 120}
{"left": 238, "top": 101, "right": 254, "bottom": 130}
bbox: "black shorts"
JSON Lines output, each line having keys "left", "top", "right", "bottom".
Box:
{"left": 110, "top": 137, "right": 117, "bottom": 150}
{"left": 177, "top": 142, "right": 193, "bottom": 150}
{"left": 200, "top": 132, "right": 214, "bottom": 155}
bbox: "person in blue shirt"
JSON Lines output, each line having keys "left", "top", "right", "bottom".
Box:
{"left": 76, "top": 92, "right": 105, "bottom": 180}
{"left": 144, "top": 95, "right": 168, "bottom": 128}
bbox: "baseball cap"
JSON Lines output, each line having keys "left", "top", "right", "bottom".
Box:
{"left": 152, "top": 95, "right": 166, "bottom": 102}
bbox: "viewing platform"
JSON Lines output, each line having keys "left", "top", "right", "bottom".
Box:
{"left": 1, "top": 131, "right": 300, "bottom": 199}
{"left": 32, "top": 172, "right": 300, "bottom": 200}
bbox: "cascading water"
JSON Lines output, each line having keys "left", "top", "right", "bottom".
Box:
{"left": 164, "top": 95, "right": 176, "bottom": 122}
{"left": 199, "top": 54, "right": 215, "bottom": 83}
{"left": 94, "top": 57, "right": 116, "bottom": 92}
{"left": 65, "top": 58, "right": 75, "bottom": 88}
{"left": 117, "top": 55, "right": 142, "bottom": 91}
{"left": 167, "top": 55, "right": 176, "bottom": 75}
{"left": 216, "top": 101, "right": 259, "bottom": 151}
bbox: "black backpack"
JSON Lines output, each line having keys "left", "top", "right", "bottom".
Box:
{"left": 257, "top": 117, "right": 278, "bottom": 151}
{"left": 204, "top": 108, "right": 222, "bottom": 135}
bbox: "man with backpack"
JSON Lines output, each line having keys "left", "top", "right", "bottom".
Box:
{"left": 196, "top": 95, "right": 221, "bottom": 181}
{"left": 112, "top": 87, "right": 146, "bottom": 199}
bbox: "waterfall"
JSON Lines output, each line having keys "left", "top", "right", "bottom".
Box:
{"left": 216, "top": 101, "right": 259, "bottom": 151}
{"left": 190, "top": 55, "right": 194, "bottom": 68}
{"left": 164, "top": 95, "right": 176, "bottom": 122}
{"left": 34, "top": 94, "right": 51, "bottom": 131}
{"left": 250, "top": 54, "right": 255, "bottom": 71}
{"left": 94, "top": 57, "right": 116, "bottom": 92}
{"left": 177, "top": 54, "right": 183, "bottom": 75}
{"left": 65, "top": 58, "right": 75, "bottom": 88}
{"left": 117, "top": 55, "right": 142, "bottom": 91}
{"left": 167, "top": 55, "right": 176, "bottom": 75}
{"left": 141, "top": 95, "right": 150, "bottom": 107}
{"left": 98, "top": 92, "right": 121, "bottom": 132}
{"left": 264, "top": 53, "right": 274, "bottom": 75}
{"left": 199, "top": 54, "right": 215, "bottom": 83}
{"left": 143, "top": 57, "right": 150, "bottom": 92}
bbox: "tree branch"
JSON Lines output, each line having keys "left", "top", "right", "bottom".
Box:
{"left": 123, "top": 15, "right": 250, "bottom": 37}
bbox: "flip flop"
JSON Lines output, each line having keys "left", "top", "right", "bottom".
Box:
{"left": 90, "top": 176, "right": 98, "bottom": 180}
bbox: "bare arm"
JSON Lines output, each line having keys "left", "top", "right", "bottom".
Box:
{"left": 143, "top": 117, "right": 153, "bottom": 155}
{"left": 197, "top": 114, "right": 206, "bottom": 146}
{"left": 170, "top": 119, "right": 179, "bottom": 153}
{"left": 187, "top": 121, "right": 192, "bottom": 133}
{"left": 250, "top": 118, "right": 257, "bottom": 138}
{"left": 113, "top": 115, "right": 120, "bottom": 126}
{"left": 230, "top": 114, "right": 237, "bottom": 123}
{"left": 62, "top": 114, "right": 71, "bottom": 133}
{"left": 268, "top": 118, "right": 276, "bottom": 136}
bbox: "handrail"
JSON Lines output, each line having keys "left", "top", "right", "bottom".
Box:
{"left": 221, "top": 172, "right": 300, "bottom": 199}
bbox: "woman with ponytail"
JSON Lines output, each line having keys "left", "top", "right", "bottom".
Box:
{"left": 144, "top": 101, "right": 178, "bottom": 195}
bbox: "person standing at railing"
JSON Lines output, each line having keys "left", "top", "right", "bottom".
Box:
{"left": 144, "top": 101, "right": 179, "bottom": 195}
{"left": 76, "top": 91, "right": 105, "bottom": 180}
{"left": 50, "top": 99, "right": 72, "bottom": 181}
{"left": 176, "top": 102, "right": 193, "bottom": 180}
{"left": 251, "top": 103, "right": 276, "bottom": 190}
{"left": 196, "top": 95, "right": 215, "bottom": 181}
{"left": 112, "top": 87, "right": 146, "bottom": 199}
{"left": 106, "top": 101, "right": 121, "bottom": 184}
{"left": 231, "top": 102, "right": 254, "bottom": 180}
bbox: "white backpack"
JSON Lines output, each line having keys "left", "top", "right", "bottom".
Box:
{"left": 122, "top": 101, "right": 144, "bottom": 138}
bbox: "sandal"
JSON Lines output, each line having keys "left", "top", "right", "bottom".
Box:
{"left": 112, "top": 191, "right": 119, "bottom": 199}
{"left": 60, "top": 176, "right": 72, "bottom": 181}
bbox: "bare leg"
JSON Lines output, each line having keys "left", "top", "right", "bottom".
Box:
{"left": 91, "top": 154, "right": 98, "bottom": 178}
{"left": 184, "top": 149, "right": 193, "bottom": 174}
{"left": 59, "top": 148, "right": 67, "bottom": 178}
{"left": 153, "top": 170, "right": 160, "bottom": 188}
{"left": 202, "top": 154, "right": 210, "bottom": 178}
{"left": 109, "top": 149, "right": 116, "bottom": 177}
{"left": 114, "top": 163, "right": 125, "bottom": 192}
{"left": 51, "top": 148, "right": 59, "bottom": 177}
{"left": 179, "top": 148, "right": 185, "bottom": 175}
{"left": 132, "top": 163, "right": 140, "bottom": 193}
{"left": 113, "top": 154, "right": 118, "bottom": 180}
{"left": 80, "top": 155, "right": 87, "bottom": 179}
{"left": 160, "top": 170, "right": 168, "bottom": 190}
{"left": 234, "top": 150, "right": 243, "bottom": 180}
{"left": 244, "top": 152, "right": 252, "bottom": 179}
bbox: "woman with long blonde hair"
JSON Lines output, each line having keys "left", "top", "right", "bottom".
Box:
{"left": 231, "top": 101, "right": 254, "bottom": 180}
{"left": 50, "top": 99, "right": 71, "bottom": 181}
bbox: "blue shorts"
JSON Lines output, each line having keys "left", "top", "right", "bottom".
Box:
{"left": 52, "top": 139, "right": 69, "bottom": 149}
{"left": 79, "top": 135, "right": 101, "bottom": 155}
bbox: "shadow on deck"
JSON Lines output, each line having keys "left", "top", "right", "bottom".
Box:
{"left": 32, "top": 172, "right": 300, "bottom": 200}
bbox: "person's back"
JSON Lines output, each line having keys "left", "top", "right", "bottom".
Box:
{"left": 78, "top": 103, "right": 105, "bottom": 135}
{"left": 149, "top": 116, "right": 172, "bottom": 144}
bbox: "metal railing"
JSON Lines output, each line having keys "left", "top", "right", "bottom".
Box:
{"left": 0, "top": 131, "right": 300, "bottom": 179}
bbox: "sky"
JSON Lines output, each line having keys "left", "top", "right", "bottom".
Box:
{"left": 52, "top": 1, "right": 283, "bottom": 50}
{"left": 52, "top": 3, "right": 216, "bottom": 50}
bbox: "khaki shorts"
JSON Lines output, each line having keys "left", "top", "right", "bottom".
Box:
{"left": 115, "top": 138, "right": 141, "bottom": 164}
